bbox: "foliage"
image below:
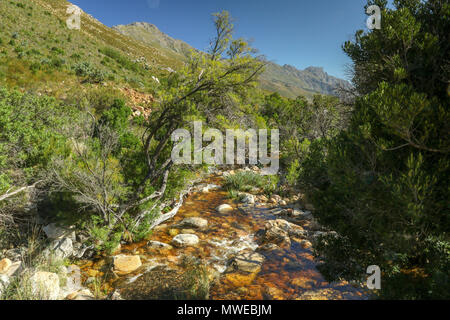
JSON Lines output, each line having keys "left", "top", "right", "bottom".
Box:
{"left": 300, "top": 0, "right": 450, "bottom": 299}
{"left": 73, "top": 62, "right": 106, "bottom": 83}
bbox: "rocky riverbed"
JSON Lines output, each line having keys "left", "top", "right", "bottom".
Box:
{"left": 78, "top": 168, "right": 368, "bottom": 300}
{"left": 0, "top": 167, "right": 369, "bottom": 300}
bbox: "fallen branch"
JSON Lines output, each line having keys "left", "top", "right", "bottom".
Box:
{"left": 149, "top": 184, "right": 195, "bottom": 230}
{"left": 0, "top": 180, "right": 43, "bottom": 202}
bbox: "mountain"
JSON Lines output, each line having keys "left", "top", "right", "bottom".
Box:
{"left": 113, "top": 22, "right": 197, "bottom": 62}
{"left": 112, "top": 22, "right": 351, "bottom": 98}
{"left": 0, "top": 0, "right": 183, "bottom": 94}
{"left": 0, "top": 0, "right": 350, "bottom": 99}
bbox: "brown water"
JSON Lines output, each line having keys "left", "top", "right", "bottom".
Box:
{"left": 78, "top": 174, "right": 368, "bottom": 300}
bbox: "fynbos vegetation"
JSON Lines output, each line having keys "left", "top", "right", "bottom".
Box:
{"left": 0, "top": 0, "right": 448, "bottom": 301}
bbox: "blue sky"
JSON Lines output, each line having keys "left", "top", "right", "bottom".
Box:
{"left": 70, "top": 0, "right": 372, "bottom": 79}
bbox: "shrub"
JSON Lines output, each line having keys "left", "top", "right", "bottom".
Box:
{"left": 223, "top": 171, "right": 266, "bottom": 193}
{"left": 73, "top": 62, "right": 106, "bottom": 83}
{"left": 301, "top": 0, "right": 450, "bottom": 299}
{"left": 99, "top": 47, "right": 139, "bottom": 72}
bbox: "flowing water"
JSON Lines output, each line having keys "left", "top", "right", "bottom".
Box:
{"left": 78, "top": 174, "right": 369, "bottom": 300}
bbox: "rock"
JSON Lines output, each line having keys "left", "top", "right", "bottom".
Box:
{"left": 0, "top": 258, "right": 12, "bottom": 274}
{"left": 228, "top": 251, "right": 265, "bottom": 274}
{"left": 257, "top": 219, "right": 307, "bottom": 248}
{"left": 297, "top": 289, "right": 331, "bottom": 300}
{"left": 43, "top": 223, "right": 75, "bottom": 241}
{"left": 240, "top": 193, "right": 255, "bottom": 205}
{"left": 300, "top": 240, "right": 313, "bottom": 249}
{"left": 259, "top": 195, "right": 268, "bottom": 203}
{"left": 0, "top": 274, "right": 10, "bottom": 296}
{"left": 60, "top": 265, "right": 82, "bottom": 298}
{"left": 3, "top": 261, "right": 22, "bottom": 277}
{"left": 216, "top": 204, "right": 233, "bottom": 213}
{"left": 302, "top": 210, "right": 313, "bottom": 220}
{"left": 260, "top": 223, "right": 291, "bottom": 248}
{"left": 74, "top": 289, "right": 95, "bottom": 300}
{"left": 113, "top": 255, "right": 142, "bottom": 274}
{"left": 272, "top": 195, "right": 282, "bottom": 202}
{"left": 270, "top": 219, "right": 307, "bottom": 238}
{"left": 110, "top": 290, "right": 124, "bottom": 300}
{"left": 171, "top": 234, "right": 199, "bottom": 247}
{"left": 49, "top": 237, "right": 74, "bottom": 259}
{"left": 147, "top": 241, "right": 172, "bottom": 249}
{"left": 66, "top": 288, "right": 95, "bottom": 300}
{"left": 30, "top": 271, "right": 60, "bottom": 300}
{"left": 223, "top": 272, "right": 257, "bottom": 287}
{"left": 4, "top": 248, "right": 23, "bottom": 261}
{"left": 180, "top": 229, "right": 196, "bottom": 234}
{"left": 291, "top": 209, "right": 302, "bottom": 217}
{"left": 279, "top": 200, "right": 287, "bottom": 206}
{"left": 200, "top": 184, "right": 221, "bottom": 193}
{"left": 177, "top": 217, "right": 208, "bottom": 229}
{"left": 256, "top": 243, "right": 280, "bottom": 252}
{"left": 264, "top": 285, "right": 285, "bottom": 300}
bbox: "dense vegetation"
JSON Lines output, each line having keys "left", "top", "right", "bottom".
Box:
{"left": 0, "top": 0, "right": 448, "bottom": 300}
{"left": 297, "top": 0, "right": 449, "bottom": 299}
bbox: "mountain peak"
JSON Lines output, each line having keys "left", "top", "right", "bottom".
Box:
{"left": 114, "top": 23, "right": 351, "bottom": 98}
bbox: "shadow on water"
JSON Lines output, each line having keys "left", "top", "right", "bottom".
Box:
{"left": 80, "top": 174, "right": 369, "bottom": 300}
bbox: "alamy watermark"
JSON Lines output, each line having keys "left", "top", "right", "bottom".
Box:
{"left": 171, "top": 121, "right": 279, "bottom": 175}
{"left": 366, "top": 5, "right": 381, "bottom": 30}
{"left": 66, "top": 4, "right": 81, "bottom": 30}
{"left": 366, "top": 265, "right": 381, "bottom": 289}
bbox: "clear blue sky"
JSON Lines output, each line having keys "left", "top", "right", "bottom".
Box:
{"left": 70, "top": 0, "right": 372, "bottom": 79}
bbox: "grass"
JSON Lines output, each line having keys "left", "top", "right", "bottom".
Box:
{"left": 177, "top": 256, "right": 210, "bottom": 300}
{"left": 0, "top": 223, "right": 69, "bottom": 300}
{"left": 223, "top": 171, "right": 279, "bottom": 197}
{"left": 0, "top": 0, "right": 182, "bottom": 94}
{"left": 1, "top": 254, "right": 69, "bottom": 300}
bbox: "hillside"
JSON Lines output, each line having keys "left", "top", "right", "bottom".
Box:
{"left": 0, "top": 0, "right": 182, "bottom": 96}
{"left": 113, "top": 22, "right": 351, "bottom": 98}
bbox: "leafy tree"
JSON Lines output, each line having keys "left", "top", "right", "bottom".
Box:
{"left": 49, "top": 11, "right": 265, "bottom": 248}
{"left": 301, "top": 0, "right": 449, "bottom": 299}
{"left": 0, "top": 87, "right": 73, "bottom": 235}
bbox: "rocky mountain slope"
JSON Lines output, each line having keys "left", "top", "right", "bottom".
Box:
{"left": 113, "top": 22, "right": 352, "bottom": 98}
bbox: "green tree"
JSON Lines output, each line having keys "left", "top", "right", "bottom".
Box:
{"left": 50, "top": 11, "right": 265, "bottom": 248}
{"left": 301, "top": 0, "right": 449, "bottom": 299}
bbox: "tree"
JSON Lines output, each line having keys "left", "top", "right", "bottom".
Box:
{"left": 50, "top": 11, "right": 265, "bottom": 247}
{"left": 301, "top": 0, "right": 449, "bottom": 299}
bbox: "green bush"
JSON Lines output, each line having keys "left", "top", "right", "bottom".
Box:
{"left": 73, "top": 62, "right": 106, "bottom": 83}
{"left": 300, "top": 0, "right": 450, "bottom": 299}
{"left": 99, "top": 47, "right": 139, "bottom": 72}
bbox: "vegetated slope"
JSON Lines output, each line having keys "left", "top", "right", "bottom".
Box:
{"left": 0, "top": 0, "right": 182, "bottom": 94}
{"left": 113, "top": 22, "right": 352, "bottom": 98}
{"left": 113, "top": 22, "right": 197, "bottom": 62}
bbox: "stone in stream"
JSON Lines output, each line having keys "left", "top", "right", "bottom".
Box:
{"left": 227, "top": 251, "right": 265, "bottom": 274}
{"left": 147, "top": 240, "right": 172, "bottom": 249}
{"left": 171, "top": 234, "right": 199, "bottom": 247}
{"left": 177, "top": 217, "right": 208, "bottom": 229}
{"left": 0, "top": 258, "right": 12, "bottom": 274}
{"left": 200, "top": 184, "right": 221, "bottom": 193}
{"left": 257, "top": 219, "right": 308, "bottom": 249}
{"left": 42, "top": 223, "right": 75, "bottom": 241}
{"left": 0, "top": 274, "right": 10, "bottom": 297}
{"left": 49, "top": 237, "right": 74, "bottom": 259}
{"left": 240, "top": 193, "right": 255, "bottom": 205}
{"left": 113, "top": 255, "right": 142, "bottom": 274}
{"left": 30, "top": 271, "right": 60, "bottom": 300}
{"left": 216, "top": 204, "right": 233, "bottom": 213}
